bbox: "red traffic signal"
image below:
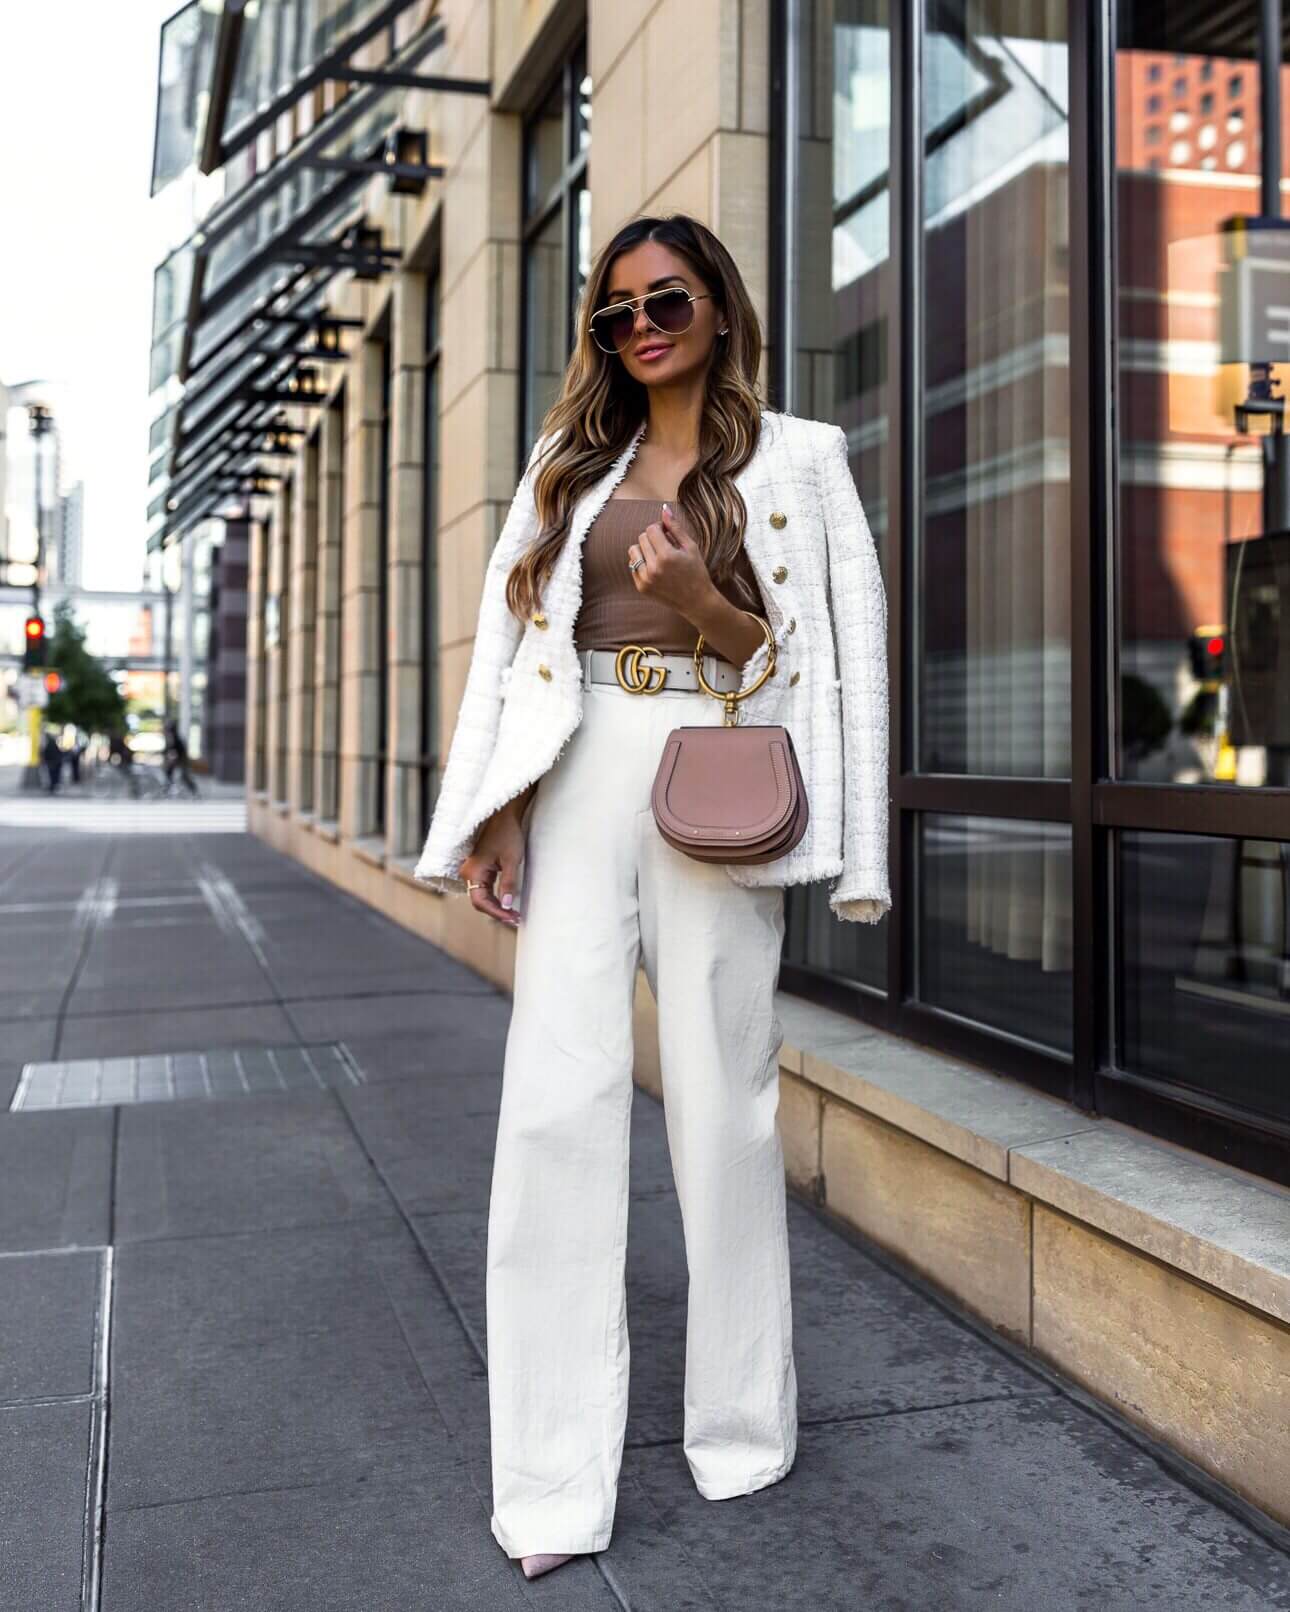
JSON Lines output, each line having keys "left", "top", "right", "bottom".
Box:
{"left": 43, "top": 669, "right": 63, "bottom": 694}
{"left": 22, "top": 615, "right": 47, "bottom": 672}
{"left": 1187, "top": 624, "right": 1227, "bottom": 685}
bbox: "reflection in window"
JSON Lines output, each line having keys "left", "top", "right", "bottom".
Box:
{"left": 1121, "top": 831, "right": 1290, "bottom": 1128}
{"left": 1115, "top": 9, "right": 1290, "bottom": 788}
{"left": 780, "top": 0, "right": 893, "bottom": 995}
{"left": 920, "top": 814, "right": 1073, "bottom": 1054}
{"left": 920, "top": 2, "right": 1072, "bottom": 778}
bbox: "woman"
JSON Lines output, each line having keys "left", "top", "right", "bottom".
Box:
{"left": 415, "top": 213, "right": 890, "bottom": 1579}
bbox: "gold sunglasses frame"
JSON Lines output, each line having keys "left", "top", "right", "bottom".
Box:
{"left": 589, "top": 289, "right": 716, "bottom": 354}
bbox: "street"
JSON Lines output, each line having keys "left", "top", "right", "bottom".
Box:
{"left": 2, "top": 798, "right": 1289, "bottom": 1611}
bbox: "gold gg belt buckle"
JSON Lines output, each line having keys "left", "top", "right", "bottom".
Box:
{"left": 614, "top": 643, "right": 669, "bottom": 693}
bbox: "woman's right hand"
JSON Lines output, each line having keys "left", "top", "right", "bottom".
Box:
{"left": 458, "top": 787, "right": 536, "bottom": 927}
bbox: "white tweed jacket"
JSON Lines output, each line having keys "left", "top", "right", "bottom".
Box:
{"left": 414, "top": 408, "right": 891, "bottom": 923}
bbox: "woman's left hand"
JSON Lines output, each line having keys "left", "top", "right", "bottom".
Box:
{"left": 627, "top": 503, "right": 719, "bottom": 621}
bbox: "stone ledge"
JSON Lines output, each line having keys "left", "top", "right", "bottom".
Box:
{"left": 1012, "top": 1128, "right": 1290, "bottom": 1330}
{"left": 348, "top": 834, "right": 386, "bottom": 869}
{"left": 313, "top": 818, "right": 340, "bottom": 844}
{"left": 388, "top": 855, "right": 441, "bottom": 893}
{"left": 780, "top": 994, "right": 1290, "bottom": 1333}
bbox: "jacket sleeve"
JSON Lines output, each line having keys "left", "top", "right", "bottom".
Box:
{"left": 413, "top": 433, "right": 552, "bottom": 892}
{"left": 819, "top": 423, "right": 892, "bottom": 924}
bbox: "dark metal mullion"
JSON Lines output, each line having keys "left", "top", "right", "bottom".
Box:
{"left": 898, "top": 774, "right": 1069, "bottom": 819}
{"left": 1068, "top": 0, "right": 1113, "bottom": 1112}
{"left": 1094, "top": 781, "right": 1290, "bottom": 839}
{"left": 891, "top": 0, "right": 921, "bottom": 1024}
{"left": 767, "top": 0, "right": 786, "bottom": 411}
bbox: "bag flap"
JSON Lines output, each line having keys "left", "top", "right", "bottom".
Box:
{"left": 651, "top": 726, "right": 797, "bottom": 841}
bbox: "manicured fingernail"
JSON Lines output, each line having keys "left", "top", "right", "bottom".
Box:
{"left": 662, "top": 502, "right": 671, "bottom": 515}
{"left": 501, "top": 893, "right": 513, "bottom": 908}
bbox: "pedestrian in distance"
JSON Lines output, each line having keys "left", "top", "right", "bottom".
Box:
{"left": 108, "top": 725, "right": 141, "bottom": 800}
{"left": 415, "top": 212, "right": 891, "bottom": 1581}
{"left": 163, "top": 718, "right": 199, "bottom": 796}
{"left": 41, "top": 728, "right": 63, "bottom": 794}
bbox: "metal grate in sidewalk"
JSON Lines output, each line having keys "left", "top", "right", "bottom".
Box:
{"left": 10, "top": 1043, "right": 365, "bottom": 1111}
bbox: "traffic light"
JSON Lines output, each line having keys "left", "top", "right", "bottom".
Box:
{"left": 1187, "top": 624, "right": 1228, "bottom": 686}
{"left": 22, "top": 615, "right": 46, "bottom": 672}
{"left": 43, "top": 669, "right": 63, "bottom": 695}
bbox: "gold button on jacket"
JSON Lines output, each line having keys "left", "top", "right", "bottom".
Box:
{"left": 532, "top": 612, "right": 548, "bottom": 629}
{"left": 537, "top": 663, "right": 552, "bottom": 681}
{"left": 772, "top": 564, "right": 788, "bottom": 583}
{"left": 769, "top": 511, "right": 787, "bottom": 529}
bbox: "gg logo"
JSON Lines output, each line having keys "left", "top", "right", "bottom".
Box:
{"left": 614, "top": 643, "right": 669, "bottom": 694}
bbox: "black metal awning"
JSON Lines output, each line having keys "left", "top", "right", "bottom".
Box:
{"left": 146, "top": 0, "right": 486, "bottom": 550}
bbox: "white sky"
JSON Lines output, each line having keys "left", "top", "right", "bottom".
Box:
{"left": 0, "top": 0, "right": 186, "bottom": 592}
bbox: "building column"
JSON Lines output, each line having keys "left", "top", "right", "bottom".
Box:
{"left": 212, "top": 519, "right": 249, "bottom": 784}
{"left": 288, "top": 437, "right": 319, "bottom": 814}
{"left": 314, "top": 401, "right": 344, "bottom": 825}
{"left": 245, "top": 516, "right": 268, "bottom": 794}
{"left": 264, "top": 485, "right": 291, "bottom": 804}
{"left": 387, "top": 271, "right": 427, "bottom": 858}
{"left": 340, "top": 342, "right": 384, "bottom": 841}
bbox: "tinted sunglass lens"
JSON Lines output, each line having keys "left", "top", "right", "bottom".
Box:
{"left": 592, "top": 307, "right": 635, "bottom": 351}
{"left": 647, "top": 289, "right": 694, "bottom": 334}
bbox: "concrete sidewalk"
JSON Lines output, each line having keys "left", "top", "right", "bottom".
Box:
{"left": 1, "top": 820, "right": 1288, "bottom": 1610}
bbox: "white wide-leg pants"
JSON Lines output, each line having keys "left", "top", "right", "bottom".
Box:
{"left": 486, "top": 677, "right": 798, "bottom": 1559}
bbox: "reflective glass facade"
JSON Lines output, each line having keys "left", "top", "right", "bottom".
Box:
{"left": 773, "top": 0, "right": 1290, "bottom": 1181}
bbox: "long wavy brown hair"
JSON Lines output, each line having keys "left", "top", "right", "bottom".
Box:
{"left": 503, "top": 213, "right": 768, "bottom": 622}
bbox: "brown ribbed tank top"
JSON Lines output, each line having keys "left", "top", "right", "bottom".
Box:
{"left": 572, "top": 498, "right": 763, "bottom": 661}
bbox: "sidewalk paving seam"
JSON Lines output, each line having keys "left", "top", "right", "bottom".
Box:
{"left": 804, "top": 1194, "right": 1290, "bottom": 1561}
{"left": 51, "top": 844, "right": 118, "bottom": 1064}
{"left": 82, "top": 1245, "right": 113, "bottom": 1612}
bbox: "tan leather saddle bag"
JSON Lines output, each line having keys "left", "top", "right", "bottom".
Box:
{"left": 649, "top": 617, "right": 810, "bottom": 865}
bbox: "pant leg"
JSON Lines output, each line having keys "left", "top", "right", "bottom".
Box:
{"left": 485, "top": 686, "right": 644, "bottom": 1558}
{"left": 637, "top": 717, "right": 798, "bottom": 1501}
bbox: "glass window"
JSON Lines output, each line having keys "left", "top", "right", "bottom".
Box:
{"left": 1115, "top": 6, "right": 1290, "bottom": 788}
{"left": 520, "top": 39, "right": 590, "bottom": 462}
{"left": 375, "top": 340, "right": 391, "bottom": 834}
{"left": 524, "top": 75, "right": 565, "bottom": 217}
{"left": 420, "top": 272, "right": 441, "bottom": 846}
{"left": 920, "top": 814, "right": 1073, "bottom": 1055}
{"left": 1120, "top": 831, "right": 1290, "bottom": 1128}
{"left": 523, "top": 209, "right": 567, "bottom": 447}
{"left": 781, "top": 0, "right": 895, "bottom": 995}
{"left": 920, "top": 2, "right": 1072, "bottom": 778}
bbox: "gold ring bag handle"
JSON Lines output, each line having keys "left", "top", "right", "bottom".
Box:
{"left": 651, "top": 611, "right": 809, "bottom": 864}
{"left": 692, "top": 611, "right": 776, "bottom": 725}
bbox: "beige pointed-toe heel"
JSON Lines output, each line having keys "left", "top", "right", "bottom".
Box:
{"left": 520, "top": 1553, "right": 575, "bottom": 1579}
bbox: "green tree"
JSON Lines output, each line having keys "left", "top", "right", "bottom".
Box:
{"left": 44, "top": 599, "right": 126, "bottom": 736}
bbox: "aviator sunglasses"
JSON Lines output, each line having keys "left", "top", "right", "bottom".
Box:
{"left": 590, "top": 288, "right": 717, "bottom": 354}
